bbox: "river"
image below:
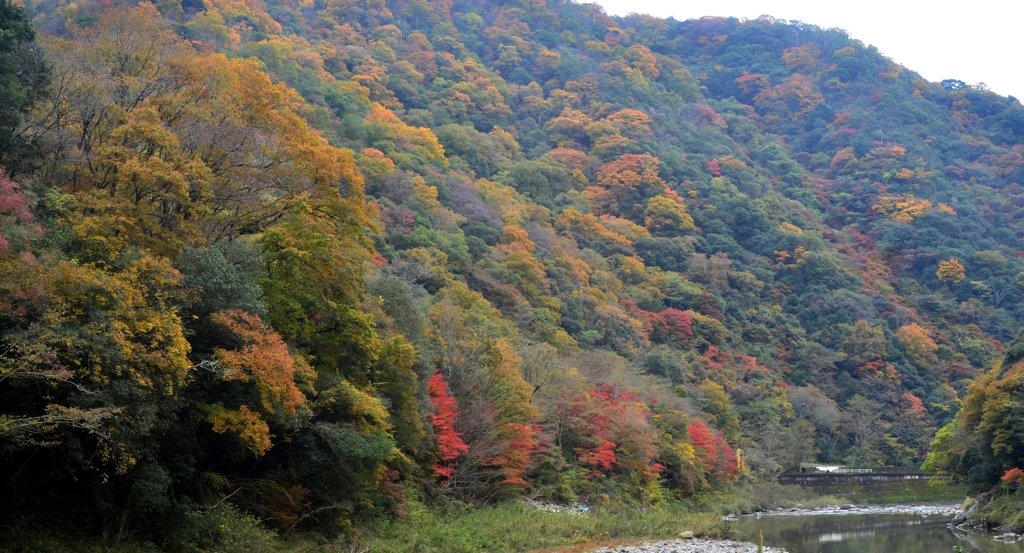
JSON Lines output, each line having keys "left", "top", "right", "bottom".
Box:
{"left": 732, "top": 509, "right": 1024, "bottom": 553}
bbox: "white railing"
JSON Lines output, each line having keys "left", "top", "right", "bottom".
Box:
{"left": 813, "top": 467, "right": 874, "bottom": 474}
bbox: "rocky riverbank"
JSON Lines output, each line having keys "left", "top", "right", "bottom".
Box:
{"left": 950, "top": 491, "right": 1024, "bottom": 542}
{"left": 590, "top": 538, "right": 787, "bottom": 553}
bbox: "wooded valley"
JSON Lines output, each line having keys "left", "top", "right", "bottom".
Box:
{"left": 2, "top": 0, "right": 1024, "bottom": 548}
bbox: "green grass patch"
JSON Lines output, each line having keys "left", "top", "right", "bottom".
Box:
{"left": 352, "top": 500, "right": 729, "bottom": 553}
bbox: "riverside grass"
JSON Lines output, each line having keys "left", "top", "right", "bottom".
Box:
{"left": 0, "top": 501, "right": 728, "bottom": 553}
{"left": 4, "top": 484, "right": 835, "bottom": 552}
{"left": 354, "top": 500, "right": 729, "bottom": 552}
{"left": 2, "top": 482, "right": 844, "bottom": 552}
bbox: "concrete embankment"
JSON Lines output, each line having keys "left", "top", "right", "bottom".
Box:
{"left": 777, "top": 471, "right": 967, "bottom": 503}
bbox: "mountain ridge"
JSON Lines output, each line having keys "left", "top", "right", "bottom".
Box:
{"left": 1, "top": 0, "right": 1021, "bottom": 543}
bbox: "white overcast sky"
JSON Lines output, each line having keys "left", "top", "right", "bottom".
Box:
{"left": 584, "top": 0, "right": 1024, "bottom": 100}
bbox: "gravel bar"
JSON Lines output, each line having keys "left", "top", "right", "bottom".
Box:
{"left": 590, "top": 538, "right": 787, "bottom": 553}
{"left": 747, "top": 503, "right": 961, "bottom": 518}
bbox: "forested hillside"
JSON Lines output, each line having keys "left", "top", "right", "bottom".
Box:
{"left": 2, "top": 0, "right": 1023, "bottom": 544}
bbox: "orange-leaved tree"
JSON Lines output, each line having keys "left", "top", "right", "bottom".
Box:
{"left": 208, "top": 309, "right": 311, "bottom": 456}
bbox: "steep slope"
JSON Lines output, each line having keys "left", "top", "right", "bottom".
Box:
{"left": 2, "top": 0, "right": 1021, "bottom": 540}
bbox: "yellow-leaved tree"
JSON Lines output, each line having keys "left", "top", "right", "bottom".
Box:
{"left": 936, "top": 258, "right": 966, "bottom": 284}
{"left": 644, "top": 194, "right": 695, "bottom": 235}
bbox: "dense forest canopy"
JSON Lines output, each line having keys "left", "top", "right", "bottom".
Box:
{"left": 2, "top": 0, "right": 1023, "bottom": 543}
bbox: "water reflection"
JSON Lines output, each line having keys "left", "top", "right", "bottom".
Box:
{"left": 732, "top": 512, "right": 1024, "bottom": 553}
{"left": 818, "top": 530, "right": 873, "bottom": 543}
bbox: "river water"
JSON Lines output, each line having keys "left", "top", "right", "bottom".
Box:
{"left": 732, "top": 511, "right": 1024, "bottom": 553}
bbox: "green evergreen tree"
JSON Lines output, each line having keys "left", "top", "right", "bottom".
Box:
{"left": 0, "top": 0, "right": 48, "bottom": 165}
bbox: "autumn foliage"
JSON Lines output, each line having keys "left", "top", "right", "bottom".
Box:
{"left": 688, "top": 420, "right": 740, "bottom": 485}
{"left": 4, "top": 0, "right": 1024, "bottom": 542}
{"left": 1002, "top": 468, "right": 1024, "bottom": 485}
{"left": 428, "top": 371, "right": 469, "bottom": 481}
{"left": 936, "top": 258, "right": 966, "bottom": 284}
{"left": 0, "top": 171, "right": 43, "bottom": 255}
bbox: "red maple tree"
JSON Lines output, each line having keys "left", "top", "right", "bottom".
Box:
{"left": 427, "top": 371, "right": 470, "bottom": 482}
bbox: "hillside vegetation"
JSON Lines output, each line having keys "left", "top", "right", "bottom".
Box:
{"left": 2, "top": 0, "right": 1023, "bottom": 546}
